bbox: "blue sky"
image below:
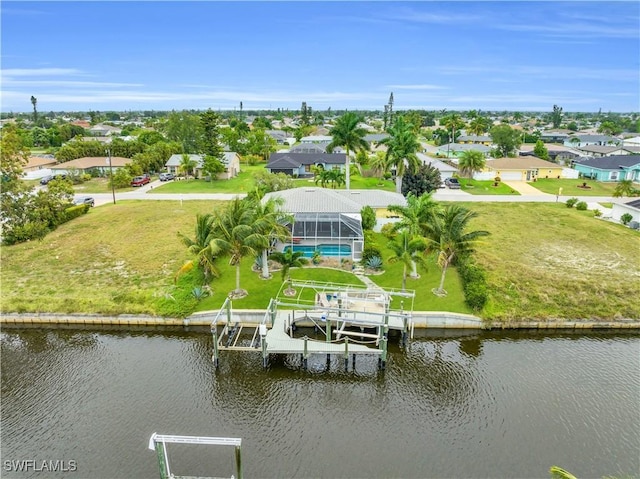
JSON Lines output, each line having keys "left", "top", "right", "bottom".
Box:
{"left": 1, "top": 1, "right": 638, "bottom": 113}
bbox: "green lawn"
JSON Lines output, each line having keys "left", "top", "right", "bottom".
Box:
{"left": 2, "top": 200, "right": 638, "bottom": 321}
{"left": 150, "top": 164, "right": 396, "bottom": 194}
{"left": 457, "top": 178, "right": 521, "bottom": 195}
{"left": 531, "top": 178, "right": 619, "bottom": 196}
{"left": 72, "top": 177, "right": 139, "bottom": 194}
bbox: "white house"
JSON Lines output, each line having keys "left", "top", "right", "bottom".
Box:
{"left": 165, "top": 152, "right": 241, "bottom": 179}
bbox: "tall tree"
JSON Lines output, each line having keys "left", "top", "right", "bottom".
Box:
{"left": 199, "top": 109, "right": 224, "bottom": 159}
{"left": 163, "top": 110, "right": 201, "bottom": 152}
{"left": 269, "top": 249, "right": 308, "bottom": 294}
{"left": 533, "top": 140, "right": 550, "bottom": 160}
{"left": 379, "top": 117, "right": 421, "bottom": 194}
{"left": 468, "top": 116, "right": 490, "bottom": 136}
{"left": 441, "top": 113, "right": 465, "bottom": 144}
{"left": 209, "top": 197, "right": 266, "bottom": 298}
{"left": 424, "top": 205, "right": 490, "bottom": 296}
{"left": 458, "top": 150, "right": 487, "bottom": 178}
{"left": 551, "top": 104, "right": 563, "bottom": 129}
{"left": 179, "top": 154, "right": 198, "bottom": 179}
{"left": 30, "top": 96, "right": 38, "bottom": 123}
{"left": 252, "top": 196, "right": 291, "bottom": 279}
{"left": 401, "top": 163, "right": 442, "bottom": 197}
{"left": 327, "top": 112, "right": 369, "bottom": 190}
{"left": 613, "top": 179, "right": 635, "bottom": 198}
{"left": 490, "top": 124, "right": 522, "bottom": 157}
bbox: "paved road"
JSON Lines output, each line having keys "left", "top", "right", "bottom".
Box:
{"left": 78, "top": 180, "right": 622, "bottom": 207}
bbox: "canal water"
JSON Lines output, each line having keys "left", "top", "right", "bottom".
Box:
{"left": 1, "top": 327, "right": 638, "bottom": 479}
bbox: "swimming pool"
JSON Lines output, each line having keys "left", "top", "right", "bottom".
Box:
{"left": 283, "top": 244, "right": 352, "bottom": 258}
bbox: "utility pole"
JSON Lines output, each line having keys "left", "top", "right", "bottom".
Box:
{"left": 107, "top": 148, "right": 116, "bottom": 204}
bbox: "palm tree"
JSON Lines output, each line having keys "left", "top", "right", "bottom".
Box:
{"left": 30, "top": 96, "right": 38, "bottom": 123}
{"left": 369, "top": 151, "right": 389, "bottom": 179}
{"left": 387, "top": 230, "right": 427, "bottom": 291}
{"left": 423, "top": 204, "right": 490, "bottom": 296}
{"left": 468, "top": 116, "right": 489, "bottom": 136}
{"left": 441, "top": 113, "right": 465, "bottom": 144}
{"left": 177, "top": 213, "right": 220, "bottom": 282}
{"left": 179, "top": 153, "right": 198, "bottom": 179}
{"left": 252, "top": 196, "right": 292, "bottom": 279}
{"left": 269, "top": 249, "right": 308, "bottom": 295}
{"left": 613, "top": 179, "right": 635, "bottom": 197}
{"left": 210, "top": 197, "right": 266, "bottom": 298}
{"left": 379, "top": 117, "right": 421, "bottom": 193}
{"left": 388, "top": 193, "right": 440, "bottom": 277}
{"left": 458, "top": 150, "right": 486, "bottom": 179}
{"left": 327, "top": 112, "right": 369, "bottom": 190}
{"left": 549, "top": 466, "right": 577, "bottom": 479}
{"left": 326, "top": 168, "right": 346, "bottom": 189}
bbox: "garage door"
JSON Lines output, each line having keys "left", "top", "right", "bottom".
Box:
{"left": 498, "top": 172, "right": 523, "bottom": 181}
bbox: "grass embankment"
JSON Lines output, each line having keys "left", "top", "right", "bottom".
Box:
{"left": 531, "top": 178, "right": 619, "bottom": 196}
{"left": 1, "top": 201, "right": 638, "bottom": 321}
{"left": 467, "top": 202, "right": 640, "bottom": 321}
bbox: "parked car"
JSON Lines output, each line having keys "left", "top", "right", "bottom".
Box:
{"left": 159, "top": 172, "right": 175, "bottom": 181}
{"left": 73, "top": 196, "right": 95, "bottom": 207}
{"left": 131, "top": 174, "right": 151, "bottom": 187}
{"left": 445, "top": 177, "right": 461, "bottom": 189}
{"left": 40, "top": 174, "right": 66, "bottom": 185}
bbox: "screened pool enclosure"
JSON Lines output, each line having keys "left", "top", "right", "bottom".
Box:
{"left": 284, "top": 212, "right": 364, "bottom": 261}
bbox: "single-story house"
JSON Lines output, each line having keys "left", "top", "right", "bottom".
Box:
{"left": 265, "top": 130, "right": 289, "bottom": 144}
{"left": 563, "top": 134, "right": 619, "bottom": 148}
{"left": 24, "top": 156, "right": 57, "bottom": 173}
{"left": 611, "top": 199, "right": 640, "bottom": 227}
{"left": 622, "top": 136, "right": 640, "bottom": 146}
{"left": 416, "top": 153, "right": 458, "bottom": 181}
{"left": 478, "top": 157, "right": 566, "bottom": 181}
{"left": 289, "top": 143, "right": 327, "bottom": 154}
{"left": 300, "top": 135, "right": 332, "bottom": 144}
{"left": 266, "top": 153, "right": 346, "bottom": 177}
{"left": 573, "top": 155, "right": 640, "bottom": 182}
{"left": 576, "top": 145, "right": 637, "bottom": 158}
{"left": 518, "top": 144, "right": 581, "bottom": 164}
{"left": 539, "top": 130, "right": 571, "bottom": 143}
{"left": 88, "top": 124, "right": 122, "bottom": 137}
{"left": 165, "top": 152, "right": 241, "bottom": 179}
{"left": 436, "top": 143, "right": 492, "bottom": 159}
{"left": 457, "top": 135, "right": 492, "bottom": 145}
{"left": 50, "top": 156, "right": 132, "bottom": 175}
{"left": 262, "top": 187, "right": 406, "bottom": 261}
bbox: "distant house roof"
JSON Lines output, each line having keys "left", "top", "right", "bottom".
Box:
{"left": 166, "top": 153, "right": 238, "bottom": 168}
{"left": 51, "top": 157, "right": 131, "bottom": 169}
{"left": 438, "top": 143, "right": 492, "bottom": 153}
{"left": 263, "top": 187, "right": 405, "bottom": 213}
{"left": 364, "top": 133, "right": 389, "bottom": 143}
{"left": 266, "top": 130, "right": 287, "bottom": 141}
{"left": 623, "top": 199, "right": 640, "bottom": 210}
{"left": 567, "top": 134, "right": 618, "bottom": 143}
{"left": 300, "top": 135, "right": 332, "bottom": 143}
{"left": 573, "top": 155, "right": 640, "bottom": 170}
{"left": 290, "top": 143, "right": 326, "bottom": 154}
{"left": 485, "top": 157, "right": 561, "bottom": 170}
{"left": 457, "top": 135, "right": 491, "bottom": 142}
{"left": 576, "top": 145, "right": 633, "bottom": 155}
{"left": 26, "top": 156, "right": 57, "bottom": 168}
{"left": 266, "top": 153, "right": 346, "bottom": 169}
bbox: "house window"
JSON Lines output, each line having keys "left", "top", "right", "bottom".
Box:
{"left": 610, "top": 171, "right": 618, "bottom": 181}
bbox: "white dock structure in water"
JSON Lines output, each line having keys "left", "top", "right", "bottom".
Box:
{"left": 211, "top": 280, "right": 415, "bottom": 371}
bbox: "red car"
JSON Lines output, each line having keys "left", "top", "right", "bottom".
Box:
{"left": 131, "top": 175, "right": 151, "bottom": 187}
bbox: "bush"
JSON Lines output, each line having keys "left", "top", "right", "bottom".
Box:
{"left": 494, "top": 176, "right": 501, "bottom": 183}
{"left": 576, "top": 201, "right": 588, "bottom": 211}
{"left": 365, "top": 256, "right": 383, "bottom": 270}
{"left": 362, "top": 245, "right": 382, "bottom": 264}
{"left": 59, "top": 204, "right": 89, "bottom": 224}
{"left": 565, "top": 197, "right": 579, "bottom": 208}
{"left": 621, "top": 213, "right": 633, "bottom": 225}
{"left": 380, "top": 222, "right": 396, "bottom": 239}
{"left": 593, "top": 209, "right": 602, "bottom": 217}
{"left": 360, "top": 205, "right": 376, "bottom": 231}
{"left": 457, "top": 256, "right": 488, "bottom": 311}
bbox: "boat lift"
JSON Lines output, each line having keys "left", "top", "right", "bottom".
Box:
{"left": 148, "top": 433, "right": 242, "bottom": 479}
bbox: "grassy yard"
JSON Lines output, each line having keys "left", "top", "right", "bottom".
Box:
{"left": 149, "top": 164, "right": 396, "bottom": 194}
{"left": 531, "top": 178, "right": 619, "bottom": 196}
{"left": 1, "top": 199, "right": 638, "bottom": 321}
{"left": 72, "top": 177, "right": 140, "bottom": 194}
{"left": 457, "top": 178, "right": 521, "bottom": 195}
{"left": 465, "top": 202, "right": 640, "bottom": 321}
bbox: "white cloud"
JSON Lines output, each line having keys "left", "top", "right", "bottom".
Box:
{"left": 385, "top": 84, "right": 448, "bottom": 91}
{"left": 2, "top": 68, "right": 84, "bottom": 77}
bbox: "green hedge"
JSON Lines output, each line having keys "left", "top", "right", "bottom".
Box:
{"left": 457, "top": 255, "right": 488, "bottom": 311}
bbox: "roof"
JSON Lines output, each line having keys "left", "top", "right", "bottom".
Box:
{"left": 485, "top": 157, "right": 562, "bottom": 170}
{"left": 457, "top": 135, "right": 491, "bottom": 142}
{"left": 166, "top": 153, "right": 238, "bottom": 168}
{"left": 266, "top": 153, "right": 346, "bottom": 168}
{"left": 300, "top": 135, "right": 332, "bottom": 143}
{"left": 623, "top": 199, "right": 640, "bottom": 210}
{"left": 438, "top": 143, "right": 492, "bottom": 153}
{"left": 290, "top": 143, "right": 326, "bottom": 154}
{"left": 335, "top": 190, "right": 407, "bottom": 209}
{"left": 567, "top": 134, "right": 618, "bottom": 142}
{"left": 416, "top": 154, "right": 458, "bottom": 172}
{"left": 573, "top": 155, "right": 640, "bottom": 170}
{"left": 576, "top": 145, "right": 624, "bottom": 154}
{"left": 26, "top": 156, "right": 57, "bottom": 168}
{"left": 263, "top": 187, "right": 363, "bottom": 213}
{"left": 364, "top": 134, "right": 389, "bottom": 143}
{"left": 50, "top": 157, "right": 131, "bottom": 169}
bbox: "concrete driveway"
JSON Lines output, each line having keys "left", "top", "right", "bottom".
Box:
{"left": 503, "top": 181, "right": 552, "bottom": 196}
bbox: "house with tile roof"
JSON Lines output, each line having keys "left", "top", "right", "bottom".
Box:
{"left": 573, "top": 155, "right": 640, "bottom": 182}
{"left": 50, "top": 157, "right": 132, "bottom": 175}
{"left": 480, "top": 157, "right": 567, "bottom": 181}
{"left": 165, "top": 152, "right": 241, "bottom": 179}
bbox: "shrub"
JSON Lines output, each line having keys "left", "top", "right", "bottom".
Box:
{"left": 593, "top": 209, "right": 602, "bottom": 217}
{"left": 494, "top": 176, "right": 501, "bottom": 183}
{"left": 576, "top": 201, "right": 588, "bottom": 211}
{"left": 311, "top": 249, "right": 321, "bottom": 265}
{"left": 59, "top": 204, "right": 89, "bottom": 224}
{"left": 362, "top": 245, "right": 382, "bottom": 264}
{"left": 457, "top": 256, "right": 488, "bottom": 311}
{"left": 365, "top": 256, "right": 383, "bottom": 270}
{"left": 565, "top": 197, "right": 579, "bottom": 208}
{"left": 380, "top": 222, "right": 396, "bottom": 239}
{"left": 360, "top": 205, "right": 376, "bottom": 231}
{"left": 621, "top": 213, "right": 633, "bottom": 225}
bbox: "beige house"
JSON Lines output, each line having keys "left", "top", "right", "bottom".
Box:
{"left": 50, "top": 156, "right": 132, "bottom": 175}
{"left": 165, "top": 152, "right": 241, "bottom": 179}
{"left": 24, "top": 156, "right": 57, "bottom": 173}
